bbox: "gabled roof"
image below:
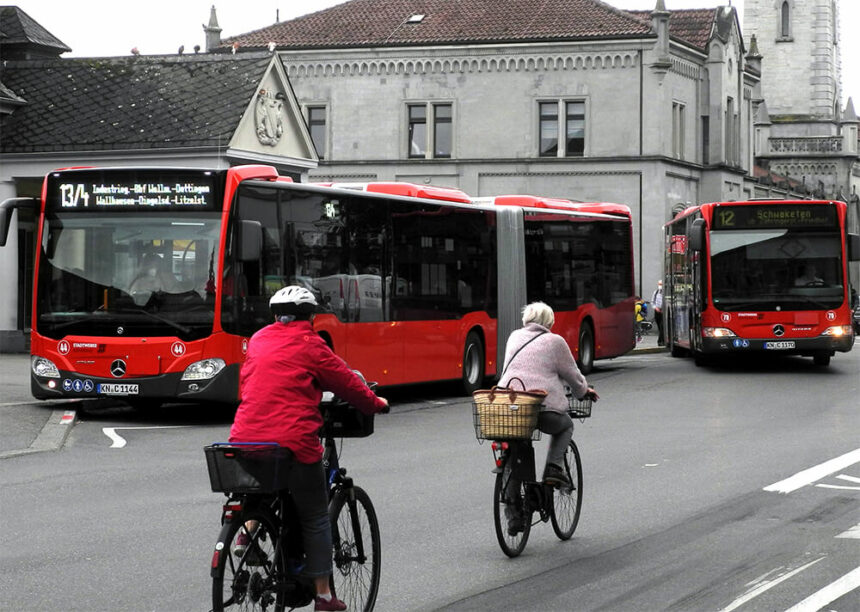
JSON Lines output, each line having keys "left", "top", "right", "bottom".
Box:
{"left": 626, "top": 8, "right": 717, "bottom": 52}
{"left": 0, "top": 53, "right": 272, "bottom": 153}
{"left": 222, "top": 0, "right": 653, "bottom": 51}
{"left": 0, "top": 6, "right": 71, "bottom": 54}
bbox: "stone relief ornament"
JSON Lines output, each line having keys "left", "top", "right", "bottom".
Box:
{"left": 255, "top": 89, "right": 284, "bottom": 146}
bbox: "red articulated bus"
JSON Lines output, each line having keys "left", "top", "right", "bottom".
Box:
{"left": 0, "top": 166, "right": 634, "bottom": 407}
{"left": 663, "top": 199, "right": 859, "bottom": 366}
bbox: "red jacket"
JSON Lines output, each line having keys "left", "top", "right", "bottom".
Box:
{"left": 229, "top": 320, "right": 386, "bottom": 463}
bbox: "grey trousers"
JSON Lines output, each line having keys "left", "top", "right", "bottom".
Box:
{"left": 539, "top": 410, "right": 573, "bottom": 468}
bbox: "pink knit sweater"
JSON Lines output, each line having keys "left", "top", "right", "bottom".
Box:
{"left": 499, "top": 322, "right": 589, "bottom": 413}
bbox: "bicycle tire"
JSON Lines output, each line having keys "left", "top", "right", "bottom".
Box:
{"left": 329, "top": 486, "right": 381, "bottom": 612}
{"left": 493, "top": 469, "right": 531, "bottom": 557}
{"left": 212, "top": 508, "right": 286, "bottom": 612}
{"left": 550, "top": 440, "right": 583, "bottom": 540}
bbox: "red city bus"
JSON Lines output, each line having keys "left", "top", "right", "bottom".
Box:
{"left": 0, "top": 165, "right": 634, "bottom": 406}
{"left": 663, "top": 199, "right": 859, "bottom": 366}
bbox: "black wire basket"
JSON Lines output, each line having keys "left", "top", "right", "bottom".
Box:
{"left": 204, "top": 444, "right": 293, "bottom": 493}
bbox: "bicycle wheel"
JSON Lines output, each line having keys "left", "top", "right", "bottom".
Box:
{"left": 329, "top": 486, "right": 381, "bottom": 612}
{"left": 212, "top": 509, "right": 286, "bottom": 612}
{"left": 550, "top": 440, "right": 583, "bottom": 540}
{"left": 493, "top": 470, "right": 531, "bottom": 557}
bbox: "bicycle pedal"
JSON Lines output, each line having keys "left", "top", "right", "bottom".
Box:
{"left": 491, "top": 466, "right": 503, "bottom": 474}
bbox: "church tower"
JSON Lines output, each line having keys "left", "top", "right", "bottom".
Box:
{"left": 743, "top": 0, "right": 842, "bottom": 120}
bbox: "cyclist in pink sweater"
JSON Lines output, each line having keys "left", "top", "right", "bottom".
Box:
{"left": 499, "top": 302, "right": 597, "bottom": 489}
{"left": 230, "top": 285, "right": 388, "bottom": 611}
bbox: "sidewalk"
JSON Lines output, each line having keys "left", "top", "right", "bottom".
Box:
{"left": 0, "top": 338, "right": 666, "bottom": 457}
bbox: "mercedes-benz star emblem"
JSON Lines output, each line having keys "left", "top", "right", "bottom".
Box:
{"left": 110, "top": 359, "right": 127, "bottom": 378}
{"left": 773, "top": 324, "right": 785, "bottom": 337}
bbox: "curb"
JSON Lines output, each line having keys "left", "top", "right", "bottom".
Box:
{"left": 0, "top": 408, "right": 77, "bottom": 459}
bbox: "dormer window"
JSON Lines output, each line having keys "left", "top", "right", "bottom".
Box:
{"left": 407, "top": 14, "right": 425, "bottom": 23}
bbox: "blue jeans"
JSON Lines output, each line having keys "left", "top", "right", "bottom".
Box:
{"left": 285, "top": 459, "right": 332, "bottom": 578}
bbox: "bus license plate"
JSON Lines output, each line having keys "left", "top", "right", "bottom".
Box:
{"left": 764, "top": 341, "right": 795, "bottom": 350}
{"left": 98, "top": 383, "right": 139, "bottom": 395}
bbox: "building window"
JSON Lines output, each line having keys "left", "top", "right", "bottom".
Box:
{"left": 408, "top": 104, "right": 427, "bottom": 158}
{"left": 780, "top": 1, "right": 791, "bottom": 39}
{"left": 539, "top": 102, "right": 559, "bottom": 156}
{"left": 565, "top": 101, "right": 585, "bottom": 157}
{"left": 672, "top": 102, "right": 685, "bottom": 160}
{"left": 408, "top": 102, "right": 453, "bottom": 159}
{"left": 702, "top": 115, "right": 710, "bottom": 165}
{"left": 307, "top": 106, "right": 326, "bottom": 160}
{"left": 433, "top": 103, "right": 452, "bottom": 158}
{"left": 540, "top": 100, "right": 586, "bottom": 157}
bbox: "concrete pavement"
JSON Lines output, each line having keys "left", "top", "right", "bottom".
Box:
{"left": 0, "top": 335, "right": 666, "bottom": 458}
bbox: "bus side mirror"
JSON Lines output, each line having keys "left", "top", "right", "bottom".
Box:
{"left": 689, "top": 218, "right": 706, "bottom": 252}
{"left": 848, "top": 234, "right": 860, "bottom": 261}
{"left": 0, "top": 197, "right": 38, "bottom": 247}
{"left": 238, "top": 220, "right": 263, "bottom": 262}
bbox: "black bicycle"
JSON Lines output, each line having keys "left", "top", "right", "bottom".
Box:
{"left": 474, "top": 391, "right": 593, "bottom": 558}
{"left": 206, "top": 390, "right": 382, "bottom": 611}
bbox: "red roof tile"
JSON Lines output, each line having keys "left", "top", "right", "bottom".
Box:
{"left": 627, "top": 8, "right": 717, "bottom": 52}
{"left": 223, "top": 0, "right": 653, "bottom": 50}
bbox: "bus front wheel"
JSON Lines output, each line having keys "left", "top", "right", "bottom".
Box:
{"left": 813, "top": 352, "right": 831, "bottom": 367}
{"left": 577, "top": 323, "right": 594, "bottom": 375}
{"left": 462, "top": 331, "right": 485, "bottom": 395}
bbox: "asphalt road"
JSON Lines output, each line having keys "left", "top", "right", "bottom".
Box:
{"left": 1, "top": 339, "right": 858, "bottom": 611}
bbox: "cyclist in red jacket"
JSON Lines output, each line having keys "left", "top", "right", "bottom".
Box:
{"left": 230, "top": 285, "right": 388, "bottom": 611}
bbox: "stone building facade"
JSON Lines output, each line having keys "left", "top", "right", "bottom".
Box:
{"left": 221, "top": 0, "right": 790, "bottom": 299}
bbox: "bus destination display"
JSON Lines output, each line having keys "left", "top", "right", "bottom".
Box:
{"left": 48, "top": 171, "right": 217, "bottom": 211}
{"left": 712, "top": 204, "right": 837, "bottom": 230}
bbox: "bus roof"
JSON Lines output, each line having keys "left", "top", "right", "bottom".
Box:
{"left": 309, "top": 181, "right": 471, "bottom": 203}
{"left": 473, "top": 195, "right": 631, "bottom": 218}
{"left": 667, "top": 199, "right": 843, "bottom": 224}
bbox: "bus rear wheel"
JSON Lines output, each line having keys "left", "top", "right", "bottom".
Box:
{"left": 577, "top": 323, "right": 594, "bottom": 375}
{"left": 461, "top": 331, "right": 485, "bottom": 395}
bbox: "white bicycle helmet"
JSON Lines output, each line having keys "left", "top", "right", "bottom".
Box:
{"left": 269, "top": 285, "right": 318, "bottom": 317}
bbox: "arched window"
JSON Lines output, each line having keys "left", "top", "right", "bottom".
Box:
{"left": 780, "top": 1, "right": 790, "bottom": 38}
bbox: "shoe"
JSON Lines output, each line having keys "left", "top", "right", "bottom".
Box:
{"left": 235, "top": 533, "right": 267, "bottom": 566}
{"left": 507, "top": 516, "right": 525, "bottom": 536}
{"left": 233, "top": 532, "right": 249, "bottom": 558}
{"left": 544, "top": 464, "right": 571, "bottom": 488}
{"left": 315, "top": 595, "right": 347, "bottom": 611}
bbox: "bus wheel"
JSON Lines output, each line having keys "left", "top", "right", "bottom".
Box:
{"left": 670, "top": 341, "right": 686, "bottom": 358}
{"left": 461, "top": 331, "right": 485, "bottom": 395}
{"left": 813, "top": 352, "right": 831, "bottom": 367}
{"left": 577, "top": 323, "right": 594, "bottom": 375}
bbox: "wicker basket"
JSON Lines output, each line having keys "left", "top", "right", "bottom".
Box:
{"left": 472, "top": 401, "right": 541, "bottom": 440}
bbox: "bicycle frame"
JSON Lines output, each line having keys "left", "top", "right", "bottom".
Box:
{"left": 491, "top": 440, "right": 553, "bottom": 522}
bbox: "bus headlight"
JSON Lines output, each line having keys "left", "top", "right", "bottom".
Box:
{"left": 821, "top": 325, "right": 852, "bottom": 337}
{"left": 702, "top": 327, "right": 736, "bottom": 338}
{"left": 32, "top": 355, "right": 60, "bottom": 378}
{"left": 181, "top": 358, "right": 226, "bottom": 381}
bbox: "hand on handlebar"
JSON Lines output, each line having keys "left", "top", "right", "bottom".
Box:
{"left": 584, "top": 387, "right": 599, "bottom": 402}
{"left": 378, "top": 397, "right": 390, "bottom": 414}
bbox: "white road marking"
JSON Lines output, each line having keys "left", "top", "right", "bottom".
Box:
{"left": 719, "top": 557, "right": 825, "bottom": 612}
{"left": 836, "top": 523, "right": 860, "bottom": 540}
{"left": 784, "top": 565, "right": 860, "bottom": 612}
{"left": 102, "top": 426, "right": 187, "bottom": 448}
{"left": 763, "top": 449, "right": 860, "bottom": 494}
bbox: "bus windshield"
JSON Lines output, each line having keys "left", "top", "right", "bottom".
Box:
{"left": 710, "top": 228, "right": 844, "bottom": 311}
{"left": 36, "top": 211, "right": 222, "bottom": 340}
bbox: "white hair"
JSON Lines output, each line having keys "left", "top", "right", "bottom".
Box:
{"left": 522, "top": 301, "right": 554, "bottom": 328}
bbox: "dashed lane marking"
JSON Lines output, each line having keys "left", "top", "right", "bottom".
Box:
{"left": 763, "top": 449, "right": 860, "bottom": 494}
